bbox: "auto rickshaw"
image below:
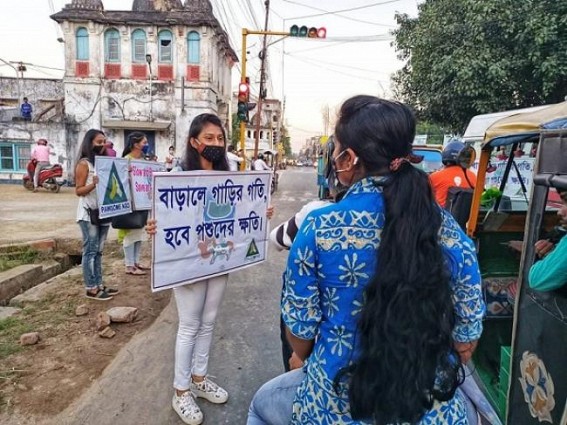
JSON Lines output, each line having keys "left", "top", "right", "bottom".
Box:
{"left": 464, "top": 101, "right": 567, "bottom": 424}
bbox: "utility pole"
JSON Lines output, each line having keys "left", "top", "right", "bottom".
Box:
{"left": 253, "top": 0, "right": 271, "bottom": 161}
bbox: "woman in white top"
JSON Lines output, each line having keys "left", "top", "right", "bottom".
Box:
{"left": 75, "top": 129, "right": 119, "bottom": 301}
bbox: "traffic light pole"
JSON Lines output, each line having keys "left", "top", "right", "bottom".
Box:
{"left": 239, "top": 28, "right": 290, "bottom": 171}
{"left": 239, "top": 30, "right": 248, "bottom": 170}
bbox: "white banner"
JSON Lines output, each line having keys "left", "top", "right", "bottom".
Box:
{"left": 151, "top": 171, "right": 272, "bottom": 292}
{"left": 129, "top": 160, "right": 165, "bottom": 211}
{"left": 94, "top": 156, "right": 132, "bottom": 219}
{"left": 471, "top": 158, "right": 534, "bottom": 198}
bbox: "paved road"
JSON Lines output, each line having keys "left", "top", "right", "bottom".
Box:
{"left": 0, "top": 184, "right": 119, "bottom": 244}
{"left": 50, "top": 167, "right": 319, "bottom": 425}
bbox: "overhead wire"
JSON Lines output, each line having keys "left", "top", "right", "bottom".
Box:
{"left": 282, "top": 0, "right": 398, "bottom": 27}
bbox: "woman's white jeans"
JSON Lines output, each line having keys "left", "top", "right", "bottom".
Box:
{"left": 173, "top": 274, "right": 228, "bottom": 391}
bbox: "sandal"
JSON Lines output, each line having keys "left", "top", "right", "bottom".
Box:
{"left": 102, "top": 286, "right": 120, "bottom": 295}
{"left": 135, "top": 263, "right": 151, "bottom": 271}
{"left": 85, "top": 289, "right": 113, "bottom": 301}
{"left": 126, "top": 267, "right": 146, "bottom": 276}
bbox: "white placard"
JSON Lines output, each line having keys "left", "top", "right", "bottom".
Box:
{"left": 151, "top": 170, "right": 272, "bottom": 292}
{"left": 129, "top": 160, "right": 165, "bottom": 210}
{"left": 94, "top": 156, "right": 132, "bottom": 219}
{"left": 471, "top": 158, "right": 535, "bottom": 198}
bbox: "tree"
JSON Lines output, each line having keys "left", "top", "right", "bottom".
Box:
{"left": 416, "top": 121, "right": 446, "bottom": 145}
{"left": 280, "top": 124, "right": 292, "bottom": 157}
{"left": 230, "top": 113, "right": 240, "bottom": 149}
{"left": 392, "top": 0, "right": 567, "bottom": 132}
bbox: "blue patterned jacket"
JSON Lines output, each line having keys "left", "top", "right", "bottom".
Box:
{"left": 282, "top": 176, "right": 485, "bottom": 424}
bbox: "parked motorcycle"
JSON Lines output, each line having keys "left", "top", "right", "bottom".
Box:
{"left": 23, "top": 159, "right": 64, "bottom": 193}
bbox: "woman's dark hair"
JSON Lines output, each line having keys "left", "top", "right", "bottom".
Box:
{"left": 181, "top": 113, "right": 229, "bottom": 171}
{"left": 334, "top": 95, "right": 462, "bottom": 424}
{"left": 122, "top": 131, "right": 146, "bottom": 157}
{"left": 76, "top": 129, "right": 105, "bottom": 165}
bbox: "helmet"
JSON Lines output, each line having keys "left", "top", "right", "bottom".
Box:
{"left": 442, "top": 139, "right": 465, "bottom": 166}
{"left": 257, "top": 153, "right": 264, "bottom": 160}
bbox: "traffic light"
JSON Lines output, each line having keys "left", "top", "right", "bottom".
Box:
{"left": 289, "top": 25, "right": 326, "bottom": 38}
{"left": 237, "top": 81, "right": 250, "bottom": 122}
{"left": 272, "top": 130, "right": 278, "bottom": 145}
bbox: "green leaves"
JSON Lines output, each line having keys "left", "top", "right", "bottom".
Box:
{"left": 392, "top": 0, "right": 567, "bottom": 132}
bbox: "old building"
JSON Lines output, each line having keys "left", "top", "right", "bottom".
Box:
{"left": 0, "top": 0, "right": 237, "bottom": 182}
{"left": 0, "top": 78, "right": 67, "bottom": 182}
{"left": 243, "top": 98, "right": 282, "bottom": 155}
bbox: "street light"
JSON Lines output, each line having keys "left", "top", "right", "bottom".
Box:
{"left": 146, "top": 54, "right": 153, "bottom": 121}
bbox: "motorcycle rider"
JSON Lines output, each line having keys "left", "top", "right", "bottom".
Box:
{"left": 31, "top": 138, "right": 51, "bottom": 192}
{"left": 430, "top": 139, "right": 477, "bottom": 207}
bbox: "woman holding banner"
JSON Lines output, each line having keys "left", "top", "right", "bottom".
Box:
{"left": 147, "top": 113, "right": 275, "bottom": 425}
{"left": 75, "top": 129, "right": 119, "bottom": 301}
{"left": 119, "top": 132, "right": 151, "bottom": 276}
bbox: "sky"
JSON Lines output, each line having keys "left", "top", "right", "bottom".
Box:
{"left": 0, "top": 0, "right": 420, "bottom": 152}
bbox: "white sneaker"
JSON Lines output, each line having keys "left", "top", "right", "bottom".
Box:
{"left": 172, "top": 391, "right": 203, "bottom": 425}
{"left": 191, "top": 377, "right": 229, "bottom": 404}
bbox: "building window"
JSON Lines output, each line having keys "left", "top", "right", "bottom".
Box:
{"left": 0, "top": 142, "right": 29, "bottom": 172}
{"left": 187, "top": 31, "right": 200, "bottom": 64}
{"left": 104, "top": 29, "right": 120, "bottom": 62}
{"left": 158, "top": 30, "right": 173, "bottom": 63}
{"left": 76, "top": 27, "right": 89, "bottom": 60}
{"left": 132, "top": 29, "right": 147, "bottom": 63}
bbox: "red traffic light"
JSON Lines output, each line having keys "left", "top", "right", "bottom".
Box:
{"left": 238, "top": 82, "right": 249, "bottom": 102}
{"left": 289, "top": 25, "right": 326, "bottom": 38}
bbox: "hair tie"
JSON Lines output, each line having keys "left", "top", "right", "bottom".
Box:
{"left": 389, "top": 154, "right": 424, "bottom": 172}
{"left": 389, "top": 157, "right": 410, "bottom": 172}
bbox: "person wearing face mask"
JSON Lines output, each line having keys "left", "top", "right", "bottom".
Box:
{"left": 75, "top": 129, "right": 119, "bottom": 301}
{"left": 145, "top": 113, "right": 273, "bottom": 425}
{"left": 247, "top": 96, "right": 485, "bottom": 425}
{"left": 117, "top": 132, "right": 151, "bottom": 276}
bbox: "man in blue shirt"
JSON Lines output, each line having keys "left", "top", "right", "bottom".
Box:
{"left": 20, "top": 97, "right": 32, "bottom": 121}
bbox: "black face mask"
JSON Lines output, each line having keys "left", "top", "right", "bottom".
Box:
{"left": 200, "top": 145, "right": 225, "bottom": 163}
{"left": 93, "top": 145, "right": 106, "bottom": 155}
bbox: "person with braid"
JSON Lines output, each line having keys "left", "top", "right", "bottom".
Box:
{"left": 247, "top": 95, "right": 485, "bottom": 425}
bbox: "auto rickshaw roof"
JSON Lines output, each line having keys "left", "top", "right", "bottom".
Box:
{"left": 482, "top": 101, "right": 567, "bottom": 148}
{"left": 462, "top": 105, "right": 547, "bottom": 144}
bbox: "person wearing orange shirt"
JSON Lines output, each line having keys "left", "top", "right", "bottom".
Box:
{"left": 430, "top": 140, "right": 477, "bottom": 207}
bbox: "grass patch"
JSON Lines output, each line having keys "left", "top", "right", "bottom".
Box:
{"left": 0, "top": 317, "right": 33, "bottom": 358}
{"left": 0, "top": 248, "right": 40, "bottom": 273}
{"left": 0, "top": 293, "right": 77, "bottom": 361}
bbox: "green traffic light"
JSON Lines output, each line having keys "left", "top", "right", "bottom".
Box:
{"left": 237, "top": 101, "right": 248, "bottom": 122}
{"left": 289, "top": 25, "right": 326, "bottom": 38}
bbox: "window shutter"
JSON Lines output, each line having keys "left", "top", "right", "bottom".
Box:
{"left": 131, "top": 64, "right": 147, "bottom": 79}
{"left": 186, "top": 65, "right": 200, "bottom": 82}
{"left": 104, "top": 64, "right": 121, "bottom": 79}
{"left": 158, "top": 65, "right": 174, "bottom": 81}
{"left": 75, "top": 61, "right": 90, "bottom": 77}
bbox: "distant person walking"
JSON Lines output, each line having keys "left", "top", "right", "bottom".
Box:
{"left": 31, "top": 139, "right": 51, "bottom": 192}
{"left": 226, "top": 145, "right": 243, "bottom": 171}
{"left": 253, "top": 153, "right": 270, "bottom": 171}
{"left": 165, "top": 145, "right": 176, "bottom": 171}
{"left": 20, "top": 97, "right": 32, "bottom": 120}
